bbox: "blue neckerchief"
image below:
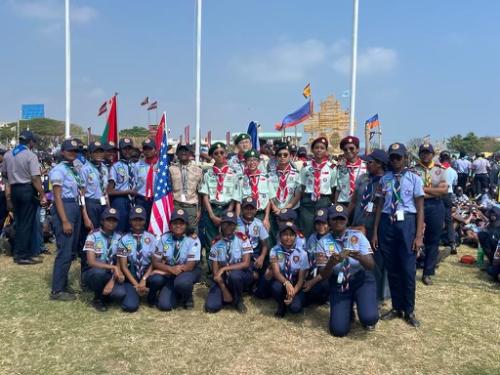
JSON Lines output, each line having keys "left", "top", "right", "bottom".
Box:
{"left": 12, "top": 144, "right": 28, "bottom": 156}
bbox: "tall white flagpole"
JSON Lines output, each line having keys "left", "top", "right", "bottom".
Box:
{"left": 348, "top": 0, "right": 359, "bottom": 136}
{"left": 194, "top": 0, "right": 202, "bottom": 163}
{"left": 65, "top": 0, "right": 71, "bottom": 138}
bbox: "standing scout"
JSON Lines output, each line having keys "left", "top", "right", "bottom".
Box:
{"left": 238, "top": 149, "right": 275, "bottom": 230}
{"left": 414, "top": 143, "right": 448, "bottom": 285}
{"left": 199, "top": 142, "right": 240, "bottom": 252}
{"left": 169, "top": 144, "right": 203, "bottom": 233}
{"left": 108, "top": 138, "right": 136, "bottom": 233}
{"left": 228, "top": 133, "right": 253, "bottom": 175}
{"left": 299, "top": 137, "right": 336, "bottom": 238}
{"left": 132, "top": 139, "right": 158, "bottom": 228}
{"left": 335, "top": 136, "right": 367, "bottom": 206}
{"left": 372, "top": 143, "right": 425, "bottom": 328}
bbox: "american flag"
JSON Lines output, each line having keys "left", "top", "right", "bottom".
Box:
{"left": 148, "top": 113, "right": 174, "bottom": 236}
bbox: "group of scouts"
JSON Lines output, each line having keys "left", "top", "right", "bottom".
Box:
{"left": 46, "top": 131, "right": 450, "bottom": 337}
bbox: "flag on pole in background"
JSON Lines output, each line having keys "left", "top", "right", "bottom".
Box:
{"left": 147, "top": 101, "right": 158, "bottom": 111}
{"left": 207, "top": 130, "right": 212, "bottom": 147}
{"left": 226, "top": 131, "right": 231, "bottom": 145}
{"left": 184, "top": 125, "right": 190, "bottom": 144}
{"left": 97, "top": 101, "right": 108, "bottom": 116}
{"left": 101, "top": 95, "right": 118, "bottom": 146}
{"left": 149, "top": 113, "right": 174, "bottom": 236}
{"left": 365, "top": 113, "right": 380, "bottom": 129}
{"left": 155, "top": 113, "right": 166, "bottom": 152}
{"left": 302, "top": 83, "right": 311, "bottom": 99}
{"left": 247, "top": 121, "right": 260, "bottom": 151}
{"left": 140, "top": 96, "right": 149, "bottom": 106}
{"left": 275, "top": 99, "right": 313, "bottom": 130}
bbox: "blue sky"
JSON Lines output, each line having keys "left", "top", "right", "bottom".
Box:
{"left": 0, "top": 0, "right": 498, "bottom": 145}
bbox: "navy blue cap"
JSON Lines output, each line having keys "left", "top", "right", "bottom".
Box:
{"left": 129, "top": 206, "right": 147, "bottom": 220}
{"left": 176, "top": 144, "right": 192, "bottom": 154}
{"left": 314, "top": 208, "right": 329, "bottom": 223}
{"left": 103, "top": 141, "right": 117, "bottom": 151}
{"left": 278, "top": 222, "right": 299, "bottom": 235}
{"left": 328, "top": 204, "right": 348, "bottom": 220}
{"left": 119, "top": 138, "right": 134, "bottom": 149}
{"left": 101, "top": 207, "right": 119, "bottom": 221}
{"left": 88, "top": 141, "right": 105, "bottom": 153}
{"left": 142, "top": 138, "right": 156, "bottom": 149}
{"left": 241, "top": 196, "right": 258, "bottom": 208}
{"left": 221, "top": 211, "right": 237, "bottom": 224}
{"left": 419, "top": 143, "right": 434, "bottom": 154}
{"left": 387, "top": 143, "right": 407, "bottom": 156}
{"left": 61, "top": 139, "right": 79, "bottom": 152}
{"left": 362, "top": 148, "right": 388, "bottom": 165}
{"left": 19, "top": 130, "right": 36, "bottom": 142}
{"left": 170, "top": 208, "right": 188, "bottom": 223}
{"left": 277, "top": 208, "right": 297, "bottom": 222}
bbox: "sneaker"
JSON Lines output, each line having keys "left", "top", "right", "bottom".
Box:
{"left": 235, "top": 301, "right": 247, "bottom": 314}
{"left": 380, "top": 309, "right": 403, "bottom": 321}
{"left": 404, "top": 313, "right": 420, "bottom": 328}
{"left": 364, "top": 324, "right": 376, "bottom": 331}
{"left": 422, "top": 275, "right": 433, "bottom": 285}
{"left": 450, "top": 245, "right": 457, "bottom": 255}
{"left": 91, "top": 298, "right": 107, "bottom": 312}
{"left": 50, "top": 291, "right": 77, "bottom": 301}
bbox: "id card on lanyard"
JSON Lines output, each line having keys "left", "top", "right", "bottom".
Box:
{"left": 90, "top": 163, "right": 108, "bottom": 205}
{"left": 64, "top": 163, "right": 84, "bottom": 206}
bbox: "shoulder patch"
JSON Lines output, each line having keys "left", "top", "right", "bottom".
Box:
{"left": 297, "top": 230, "right": 304, "bottom": 238}
{"left": 235, "top": 231, "right": 248, "bottom": 241}
{"left": 212, "top": 236, "right": 221, "bottom": 245}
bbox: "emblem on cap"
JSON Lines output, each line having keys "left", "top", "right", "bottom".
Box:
{"left": 286, "top": 222, "right": 293, "bottom": 226}
{"left": 109, "top": 208, "right": 116, "bottom": 214}
{"left": 317, "top": 209, "right": 324, "bottom": 216}
{"left": 95, "top": 141, "right": 101, "bottom": 146}
{"left": 280, "top": 208, "right": 288, "bottom": 213}
{"left": 246, "top": 197, "right": 253, "bottom": 202}
{"left": 348, "top": 138, "right": 352, "bottom": 143}
{"left": 227, "top": 212, "right": 234, "bottom": 217}
{"left": 177, "top": 209, "right": 184, "bottom": 215}
{"left": 335, "top": 205, "right": 343, "bottom": 212}
{"left": 136, "top": 207, "right": 143, "bottom": 213}
{"left": 71, "top": 140, "right": 77, "bottom": 146}
{"left": 109, "top": 141, "right": 116, "bottom": 146}
{"left": 423, "top": 143, "right": 430, "bottom": 148}
{"left": 391, "top": 144, "right": 400, "bottom": 150}
{"left": 145, "top": 139, "right": 151, "bottom": 143}
{"left": 124, "top": 138, "right": 130, "bottom": 143}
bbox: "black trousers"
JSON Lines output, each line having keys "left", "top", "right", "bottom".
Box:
{"left": 11, "top": 184, "right": 38, "bottom": 260}
{"left": 456, "top": 173, "right": 468, "bottom": 192}
{"left": 474, "top": 174, "right": 489, "bottom": 195}
{"left": 0, "top": 191, "right": 7, "bottom": 231}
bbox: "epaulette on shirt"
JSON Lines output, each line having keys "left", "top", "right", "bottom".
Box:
{"left": 235, "top": 231, "right": 248, "bottom": 241}
{"left": 212, "top": 236, "right": 221, "bottom": 245}
{"left": 297, "top": 230, "right": 305, "bottom": 239}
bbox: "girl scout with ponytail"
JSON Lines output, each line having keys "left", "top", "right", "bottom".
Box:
{"left": 50, "top": 139, "right": 93, "bottom": 301}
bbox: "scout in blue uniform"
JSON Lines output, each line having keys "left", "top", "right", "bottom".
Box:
{"left": 107, "top": 138, "right": 136, "bottom": 233}
{"left": 303, "top": 209, "right": 332, "bottom": 305}
{"left": 275, "top": 208, "right": 306, "bottom": 250}
{"left": 149, "top": 209, "right": 202, "bottom": 310}
{"left": 236, "top": 196, "right": 270, "bottom": 298}
{"left": 133, "top": 138, "right": 157, "bottom": 229}
{"left": 372, "top": 143, "right": 425, "bottom": 328}
{"left": 270, "top": 223, "right": 309, "bottom": 317}
{"left": 299, "top": 137, "right": 336, "bottom": 238}
{"left": 321, "top": 204, "right": 378, "bottom": 337}
{"left": 82, "top": 207, "right": 126, "bottom": 311}
{"left": 116, "top": 206, "right": 157, "bottom": 312}
{"left": 49, "top": 139, "right": 93, "bottom": 301}
{"left": 204, "top": 212, "right": 253, "bottom": 314}
{"left": 414, "top": 143, "right": 448, "bottom": 285}
{"left": 103, "top": 141, "right": 117, "bottom": 169}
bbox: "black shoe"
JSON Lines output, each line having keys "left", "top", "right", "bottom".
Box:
{"left": 422, "top": 275, "right": 433, "bottom": 285}
{"left": 364, "top": 324, "right": 376, "bottom": 331}
{"left": 274, "top": 303, "right": 286, "bottom": 318}
{"left": 91, "top": 298, "right": 107, "bottom": 312}
{"left": 64, "top": 286, "right": 80, "bottom": 294}
{"left": 235, "top": 301, "right": 247, "bottom": 314}
{"left": 184, "top": 300, "right": 194, "bottom": 310}
{"left": 50, "top": 291, "right": 77, "bottom": 301}
{"left": 15, "top": 258, "right": 42, "bottom": 265}
{"left": 380, "top": 309, "right": 403, "bottom": 321}
{"left": 450, "top": 246, "right": 457, "bottom": 255}
{"left": 404, "top": 313, "right": 420, "bottom": 328}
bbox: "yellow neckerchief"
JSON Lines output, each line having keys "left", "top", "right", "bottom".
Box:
{"left": 418, "top": 160, "right": 435, "bottom": 187}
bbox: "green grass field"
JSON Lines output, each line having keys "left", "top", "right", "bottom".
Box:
{"left": 0, "top": 245, "right": 499, "bottom": 375}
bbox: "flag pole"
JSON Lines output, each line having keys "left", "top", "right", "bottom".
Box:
{"left": 65, "top": 0, "right": 71, "bottom": 138}
{"left": 194, "top": 0, "right": 202, "bottom": 163}
{"left": 348, "top": 0, "right": 359, "bottom": 136}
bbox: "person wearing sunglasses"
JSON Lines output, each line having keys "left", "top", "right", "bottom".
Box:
{"left": 334, "top": 136, "right": 367, "bottom": 207}
{"left": 372, "top": 143, "right": 425, "bottom": 328}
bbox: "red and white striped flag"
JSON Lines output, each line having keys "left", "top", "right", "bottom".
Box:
{"left": 97, "top": 101, "right": 107, "bottom": 116}
{"left": 147, "top": 101, "right": 158, "bottom": 111}
{"left": 140, "top": 96, "right": 149, "bottom": 106}
{"left": 149, "top": 113, "right": 174, "bottom": 236}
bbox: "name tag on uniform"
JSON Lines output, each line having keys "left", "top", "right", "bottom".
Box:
{"left": 100, "top": 196, "right": 107, "bottom": 206}
{"left": 337, "top": 271, "right": 344, "bottom": 284}
{"left": 181, "top": 193, "right": 186, "bottom": 202}
{"left": 396, "top": 210, "right": 405, "bottom": 221}
{"left": 365, "top": 202, "right": 374, "bottom": 213}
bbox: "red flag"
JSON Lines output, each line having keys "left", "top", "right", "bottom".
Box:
{"left": 155, "top": 113, "right": 166, "bottom": 151}
{"left": 207, "top": 130, "right": 212, "bottom": 147}
{"left": 97, "top": 101, "right": 107, "bottom": 116}
{"left": 140, "top": 96, "right": 149, "bottom": 106}
{"left": 147, "top": 101, "right": 158, "bottom": 111}
{"left": 101, "top": 95, "right": 118, "bottom": 147}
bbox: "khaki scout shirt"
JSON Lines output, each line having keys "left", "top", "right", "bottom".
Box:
{"left": 169, "top": 162, "right": 203, "bottom": 205}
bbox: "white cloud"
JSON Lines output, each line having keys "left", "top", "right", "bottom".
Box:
{"left": 332, "top": 47, "right": 398, "bottom": 75}
{"left": 8, "top": 0, "right": 97, "bottom": 24}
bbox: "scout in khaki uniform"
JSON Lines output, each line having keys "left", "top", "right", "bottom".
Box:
{"left": 237, "top": 149, "right": 275, "bottom": 230}
{"left": 228, "top": 133, "right": 267, "bottom": 174}
{"left": 299, "top": 137, "right": 337, "bottom": 238}
{"left": 169, "top": 144, "right": 203, "bottom": 234}
{"left": 335, "top": 136, "right": 367, "bottom": 205}
{"left": 413, "top": 143, "right": 448, "bottom": 285}
{"left": 199, "top": 142, "right": 240, "bottom": 257}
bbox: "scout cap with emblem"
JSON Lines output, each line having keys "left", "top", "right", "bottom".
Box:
{"left": 328, "top": 204, "right": 348, "bottom": 220}
{"left": 101, "top": 207, "right": 119, "bottom": 221}
{"left": 129, "top": 206, "right": 147, "bottom": 220}
{"left": 314, "top": 208, "right": 329, "bottom": 223}
{"left": 103, "top": 141, "right": 117, "bottom": 151}
{"left": 142, "top": 138, "right": 156, "bottom": 149}
{"left": 234, "top": 133, "right": 251, "bottom": 145}
{"left": 19, "top": 130, "right": 38, "bottom": 143}
{"left": 220, "top": 211, "right": 237, "bottom": 224}
{"left": 119, "top": 138, "right": 134, "bottom": 150}
{"left": 340, "top": 136, "right": 360, "bottom": 149}
{"left": 208, "top": 142, "right": 226, "bottom": 156}
{"left": 244, "top": 149, "right": 260, "bottom": 159}
{"left": 274, "top": 143, "right": 290, "bottom": 155}
{"left": 418, "top": 143, "right": 434, "bottom": 154}
{"left": 311, "top": 136, "right": 328, "bottom": 149}
{"left": 61, "top": 139, "right": 80, "bottom": 152}
{"left": 362, "top": 148, "right": 388, "bottom": 165}
{"left": 241, "top": 196, "right": 257, "bottom": 208}
{"left": 277, "top": 208, "right": 297, "bottom": 222}
{"left": 88, "top": 141, "right": 105, "bottom": 153}
{"left": 297, "top": 146, "right": 307, "bottom": 157}
{"left": 387, "top": 143, "right": 407, "bottom": 156}
{"left": 170, "top": 209, "right": 188, "bottom": 223}
{"left": 176, "top": 144, "right": 191, "bottom": 154}
{"left": 278, "top": 222, "right": 299, "bottom": 235}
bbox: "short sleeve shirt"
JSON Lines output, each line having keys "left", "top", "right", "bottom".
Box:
{"left": 154, "top": 233, "right": 201, "bottom": 265}
{"left": 236, "top": 217, "right": 269, "bottom": 256}
{"left": 49, "top": 162, "right": 81, "bottom": 199}
{"left": 83, "top": 230, "right": 121, "bottom": 270}
{"left": 208, "top": 233, "right": 253, "bottom": 266}
{"left": 414, "top": 164, "right": 447, "bottom": 189}
{"left": 199, "top": 165, "right": 240, "bottom": 204}
{"left": 80, "top": 162, "right": 108, "bottom": 199}
{"left": 132, "top": 160, "right": 149, "bottom": 197}
{"left": 237, "top": 173, "right": 276, "bottom": 210}
{"left": 300, "top": 161, "right": 337, "bottom": 195}
{"left": 269, "top": 245, "right": 309, "bottom": 281}
{"left": 377, "top": 170, "right": 425, "bottom": 214}
{"left": 169, "top": 162, "right": 203, "bottom": 205}
{"left": 335, "top": 160, "right": 367, "bottom": 203}
{"left": 109, "top": 160, "right": 133, "bottom": 192}
{"left": 2, "top": 148, "right": 41, "bottom": 184}
{"left": 116, "top": 231, "right": 157, "bottom": 279}
{"left": 268, "top": 165, "right": 301, "bottom": 209}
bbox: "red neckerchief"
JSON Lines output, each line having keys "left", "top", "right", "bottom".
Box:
{"left": 276, "top": 164, "right": 291, "bottom": 203}
{"left": 238, "top": 153, "right": 245, "bottom": 162}
{"left": 145, "top": 156, "right": 158, "bottom": 200}
{"left": 245, "top": 168, "right": 261, "bottom": 208}
{"left": 311, "top": 158, "right": 328, "bottom": 201}
{"left": 346, "top": 158, "right": 362, "bottom": 197}
{"left": 441, "top": 162, "right": 450, "bottom": 169}
{"left": 213, "top": 164, "right": 229, "bottom": 201}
